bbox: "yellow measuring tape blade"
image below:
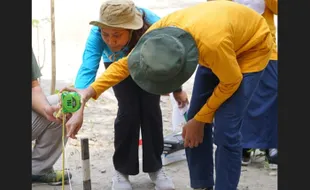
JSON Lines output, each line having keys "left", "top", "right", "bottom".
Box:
{"left": 62, "top": 115, "right": 65, "bottom": 190}
{"left": 55, "top": 92, "right": 66, "bottom": 189}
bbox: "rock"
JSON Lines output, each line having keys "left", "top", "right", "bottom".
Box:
{"left": 100, "top": 169, "right": 106, "bottom": 173}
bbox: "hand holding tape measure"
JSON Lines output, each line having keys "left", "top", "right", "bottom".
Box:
{"left": 58, "top": 86, "right": 91, "bottom": 139}
{"left": 55, "top": 90, "right": 83, "bottom": 189}
{"left": 61, "top": 91, "right": 81, "bottom": 113}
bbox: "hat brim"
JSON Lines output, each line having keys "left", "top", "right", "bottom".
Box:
{"left": 128, "top": 27, "right": 199, "bottom": 95}
{"left": 89, "top": 9, "right": 143, "bottom": 30}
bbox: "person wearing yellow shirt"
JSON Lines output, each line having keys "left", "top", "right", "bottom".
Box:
{"left": 227, "top": 0, "right": 278, "bottom": 169}
{"left": 61, "top": 1, "right": 273, "bottom": 190}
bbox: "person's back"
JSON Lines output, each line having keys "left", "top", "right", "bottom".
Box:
{"left": 213, "top": 0, "right": 278, "bottom": 61}
{"left": 148, "top": 1, "right": 272, "bottom": 72}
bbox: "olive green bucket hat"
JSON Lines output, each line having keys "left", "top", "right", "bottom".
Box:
{"left": 128, "top": 27, "right": 199, "bottom": 95}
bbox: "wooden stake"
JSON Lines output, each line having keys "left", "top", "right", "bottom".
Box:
{"left": 50, "top": 0, "right": 56, "bottom": 94}
{"left": 81, "top": 138, "right": 92, "bottom": 190}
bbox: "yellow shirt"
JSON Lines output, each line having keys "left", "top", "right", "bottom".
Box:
{"left": 221, "top": 0, "right": 278, "bottom": 60}
{"left": 262, "top": 0, "right": 278, "bottom": 60}
{"left": 91, "top": 1, "right": 273, "bottom": 123}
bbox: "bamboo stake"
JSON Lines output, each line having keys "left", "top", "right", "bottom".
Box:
{"left": 50, "top": 0, "right": 56, "bottom": 94}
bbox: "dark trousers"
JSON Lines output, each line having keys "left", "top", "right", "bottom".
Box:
{"left": 104, "top": 62, "right": 163, "bottom": 175}
{"left": 241, "top": 60, "right": 278, "bottom": 149}
{"left": 186, "top": 65, "right": 264, "bottom": 190}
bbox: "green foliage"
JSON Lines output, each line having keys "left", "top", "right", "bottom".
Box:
{"left": 32, "top": 18, "right": 51, "bottom": 28}
{"left": 32, "top": 19, "right": 40, "bottom": 27}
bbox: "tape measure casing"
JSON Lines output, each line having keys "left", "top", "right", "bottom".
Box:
{"left": 61, "top": 91, "right": 81, "bottom": 113}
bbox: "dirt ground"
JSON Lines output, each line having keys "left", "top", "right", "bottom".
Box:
{"left": 32, "top": 0, "right": 278, "bottom": 189}
{"left": 33, "top": 77, "right": 278, "bottom": 190}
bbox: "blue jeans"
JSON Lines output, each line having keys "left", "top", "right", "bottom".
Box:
{"left": 186, "top": 65, "right": 264, "bottom": 190}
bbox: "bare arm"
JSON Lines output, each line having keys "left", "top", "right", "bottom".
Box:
{"left": 32, "top": 80, "right": 59, "bottom": 122}
{"left": 32, "top": 80, "right": 50, "bottom": 115}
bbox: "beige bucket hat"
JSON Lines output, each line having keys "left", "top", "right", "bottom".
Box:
{"left": 89, "top": 0, "right": 143, "bottom": 30}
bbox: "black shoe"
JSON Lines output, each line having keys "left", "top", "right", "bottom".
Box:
{"left": 242, "top": 148, "right": 252, "bottom": 166}
{"left": 266, "top": 148, "right": 277, "bottom": 164}
{"left": 32, "top": 170, "right": 72, "bottom": 186}
{"left": 265, "top": 148, "right": 278, "bottom": 170}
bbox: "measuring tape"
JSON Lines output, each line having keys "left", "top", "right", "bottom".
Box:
{"left": 61, "top": 91, "right": 81, "bottom": 113}
{"left": 56, "top": 91, "right": 81, "bottom": 190}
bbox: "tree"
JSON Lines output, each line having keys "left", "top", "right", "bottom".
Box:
{"left": 50, "top": 0, "right": 56, "bottom": 94}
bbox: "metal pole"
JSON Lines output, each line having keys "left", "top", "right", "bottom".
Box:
{"left": 81, "top": 138, "right": 92, "bottom": 190}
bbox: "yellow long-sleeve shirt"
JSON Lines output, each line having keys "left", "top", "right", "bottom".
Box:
{"left": 91, "top": 1, "right": 273, "bottom": 123}
{"left": 263, "top": 0, "right": 278, "bottom": 60}
{"left": 220, "top": 0, "right": 278, "bottom": 59}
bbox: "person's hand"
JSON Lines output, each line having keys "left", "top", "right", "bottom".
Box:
{"left": 43, "top": 104, "right": 61, "bottom": 123}
{"left": 44, "top": 104, "right": 72, "bottom": 123}
{"left": 65, "top": 111, "right": 84, "bottom": 139}
{"left": 59, "top": 86, "right": 95, "bottom": 139}
{"left": 60, "top": 86, "right": 91, "bottom": 105}
{"left": 182, "top": 118, "right": 205, "bottom": 148}
{"left": 173, "top": 90, "right": 189, "bottom": 108}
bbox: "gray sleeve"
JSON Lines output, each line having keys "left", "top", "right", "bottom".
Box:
{"left": 32, "top": 49, "right": 42, "bottom": 80}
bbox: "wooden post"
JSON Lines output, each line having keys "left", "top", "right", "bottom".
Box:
{"left": 81, "top": 138, "right": 92, "bottom": 190}
{"left": 50, "top": 0, "right": 56, "bottom": 94}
